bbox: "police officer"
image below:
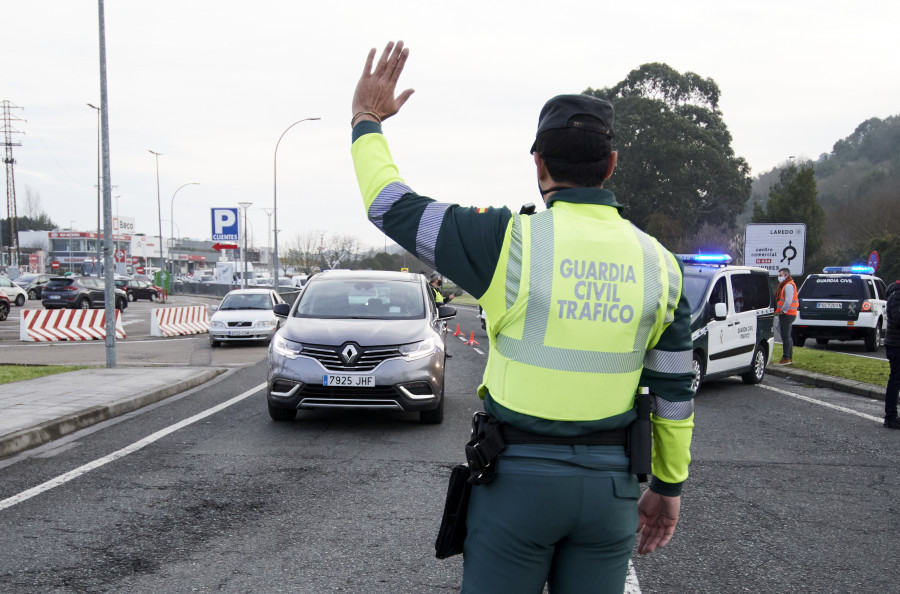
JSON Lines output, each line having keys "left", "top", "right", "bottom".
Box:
{"left": 350, "top": 41, "right": 694, "bottom": 593}
{"left": 430, "top": 272, "right": 454, "bottom": 304}
{"left": 775, "top": 267, "right": 799, "bottom": 365}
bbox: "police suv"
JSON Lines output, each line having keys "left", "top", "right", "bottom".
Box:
{"left": 792, "top": 265, "right": 887, "bottom": 352}
{"left": 679, "top": 255, "right": 776, "bottom": 391}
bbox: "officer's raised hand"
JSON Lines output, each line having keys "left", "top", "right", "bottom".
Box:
{"left": 352, "top": 40, "right": 415, "bottom": 126}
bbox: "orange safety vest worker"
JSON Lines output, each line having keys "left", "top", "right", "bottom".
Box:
{"left": 776, "top": 277, "right": 799, "bottom": 316}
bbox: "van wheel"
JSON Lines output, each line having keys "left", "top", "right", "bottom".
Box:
{"left": 815, "top": 338, "right": 829, "bottom": 346}
{"left": 865, "top": 325, "right": 882, "bottom": 352}
{"left": 741, "top": 345, "right": 767, "bottom": 384}
{"left": 691, "top": 352, "right": 704, "bottom": 393}
{"left": 791, "top": 329, "right": 806, "bottom": 348}
{"left": 15, "top": 294, "right": 25, "bottom": 306}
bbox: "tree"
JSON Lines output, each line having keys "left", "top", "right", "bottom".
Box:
{"left": 584, "top": 63, "right": 752, "bottom": 247}
{"left": 283, "top": 230, "right": 325, "bottom": 274}
{"left": 752, "top": 163, "right": 826, "bottom": 260}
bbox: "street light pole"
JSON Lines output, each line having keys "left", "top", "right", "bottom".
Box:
{"left": 169, "top": 182, "right": 199, "bottom": 280}
{"left": 87, "top": 103, "right": 101, "bottom": 277}
{"left": 273, "top": 117, "right": 320, "bottom": 281}
{"left": 238, "top": 202, "right": 253, "bottom": 290}
{"left": 262, "top": 207, "right": 273, "bottom": 280}
{"left": 148, "top": 149, "right": 165, "bottom": 302}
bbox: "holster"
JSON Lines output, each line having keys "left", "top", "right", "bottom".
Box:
{"left": 464, "top": 412, "right": 505, "bottom": 484}
{"left": 627, "top": 387, "right": 653, "bottom": 482}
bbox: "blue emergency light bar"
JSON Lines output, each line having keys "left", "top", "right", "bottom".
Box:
{"left": 678, "top": 254, "right": 733, "bottom": 265}
{"left": 822, "top": 265, "right": 875, "bottom": 274}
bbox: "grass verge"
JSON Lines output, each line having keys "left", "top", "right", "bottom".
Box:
{"left": 449, "top": 292, "right": 478, "bottom": 307}
{"left": 0, "top": 365, "right": 90, "bottom": 386}
{"left": 772, "top": 344, "right": 889, "bottom": 387}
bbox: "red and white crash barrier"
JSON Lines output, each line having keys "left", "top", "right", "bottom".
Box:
{"left": 20, "top": 309, "right": 126, "bottom": 342}
{"left": 150, "top": 306, "right": 209, "bottom": 337}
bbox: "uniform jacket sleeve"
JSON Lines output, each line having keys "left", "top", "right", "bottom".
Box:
{"left": 640, "top": 256, "right": 695, "bottom": 496}
{"left": 351, "top": 121, "right": 511, "bottom": 298}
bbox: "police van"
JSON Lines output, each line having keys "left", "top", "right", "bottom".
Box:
{"left": 679, "top": 254, "right": 776, "bottom": 391}
{"left": 792, "top": 265, "right": 887, "bottom": 352}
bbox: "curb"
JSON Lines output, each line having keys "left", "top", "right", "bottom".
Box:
{"left": 0, "top": 368, "right": 226, "bottom": 460}
{"left": 766, "top": 365, "right": 885, "bottom": 401}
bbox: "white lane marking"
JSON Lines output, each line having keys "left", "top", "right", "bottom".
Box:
{"left": 0, "top": 382, "right": 266, "bottom": 512}
{"left": 757, "top": 384, "right": 882, "bottom": 422}
{"left": 626, "top": 560, "right": 641, "bottom": 593}
{"left": 474, "top": 348, "right": 485, "bottom": 355}
{"left": 0, "top": 336, "right": 203, "bottom": 348}
{"left": 458, "top": 336, "right": 466, "bottom": 342}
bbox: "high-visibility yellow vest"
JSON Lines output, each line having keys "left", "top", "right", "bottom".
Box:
{"left": 478, "top": 202, "right": 682, "bottom": 422}
{"left": 432, "top": 286, "right": 444, "bottom": 304}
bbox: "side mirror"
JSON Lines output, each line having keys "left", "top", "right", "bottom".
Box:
{"left": 713, "top": 302, "right": 727, "bottom": 320}
{"left": 273, "top": 303, "right": 291, "bottom": 319}
{"left": 438, "top": 305, "right": 457, "bottom": 319}
{"left": 210, "top": 305, "right": 219, "bottom": 312}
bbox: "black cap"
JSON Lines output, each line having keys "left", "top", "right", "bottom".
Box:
{"left": 531, "top": 94, "right": 614, "bottom": 153}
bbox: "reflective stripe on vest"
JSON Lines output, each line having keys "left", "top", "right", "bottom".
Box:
{"left": 480, "top": 209, "right": 682, "bottom": 421}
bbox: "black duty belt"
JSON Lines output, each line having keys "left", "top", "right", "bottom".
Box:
{"left": 500, "top": 425, "right": 628, "bottom": 446}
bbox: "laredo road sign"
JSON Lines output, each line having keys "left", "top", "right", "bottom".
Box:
{"left": 211, "top": 208, "right": 239, "bottom": 241}
{"left": 744, "top": 223, "right": 806, "bottom": 276}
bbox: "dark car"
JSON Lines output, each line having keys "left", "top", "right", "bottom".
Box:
{"left": 114, "top": 278, "right": 160, "bottom": 302}
{"left": 13, "top": 273, "right": 54, "bottom": 300}
{"left": 41, "top": 276, "right": 128, "bottom": 310}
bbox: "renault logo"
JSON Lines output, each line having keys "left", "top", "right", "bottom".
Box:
{"left": 341, "top": 344, "right": 359, "bottom": 365}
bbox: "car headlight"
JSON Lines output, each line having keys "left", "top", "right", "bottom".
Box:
{"left": 254, "top": 319, "right": 277, "bottom": 328}
{"left": 272, "top": 334, "right": 303, "bottom": 359}
{"left": 399, "top": 337, "right": 437, "bottom": 361}
{"left": 211, "top": 320, "right": 226, "bottom": 328}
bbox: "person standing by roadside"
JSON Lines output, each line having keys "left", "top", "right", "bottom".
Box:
{"left": 775, "top": 267, "right": 799, "bottom": 365}
{"left": 883, "top": 280, "right": 900, "bottom": 429}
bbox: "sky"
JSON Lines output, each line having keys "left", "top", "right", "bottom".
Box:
{"left": 4, "top": 0, "right": 899, "bottom": 253}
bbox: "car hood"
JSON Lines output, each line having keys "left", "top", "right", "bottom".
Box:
{"left": 211, "top": 309, "right": 276, "bottom": 322}
{"left": 280, "top": 316, "right": 433, "bottom": 347}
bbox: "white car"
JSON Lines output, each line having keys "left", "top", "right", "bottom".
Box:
{"left": 209, "top": 289, "right": 287, "bottom": 347}
{"left": 0, "top": 276, "right": 28, "bottom": 306}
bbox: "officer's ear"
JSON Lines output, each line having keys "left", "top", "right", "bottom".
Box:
{"left": 604, "top": 151, "right": 618, "bottom": 181}
{"left": 534, "top": 152, "right": 550, "bottom": 182}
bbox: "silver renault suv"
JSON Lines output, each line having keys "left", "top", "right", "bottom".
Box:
{"left": 266, "top": 270, "right": 455, "bottom": 424}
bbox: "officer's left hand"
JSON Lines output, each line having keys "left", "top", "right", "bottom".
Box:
{"left": 636, "top": 489, "right": 681, "bottom": 555}
{"left": 352, "top": 40, "right": 415, "bottom": 124}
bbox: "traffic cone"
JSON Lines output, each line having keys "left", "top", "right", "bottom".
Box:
{"left": 453, "top": 323, "right": 463, "bottom": 337}
{"left": 465, "top": 331, "right": 480, "bottom": 346}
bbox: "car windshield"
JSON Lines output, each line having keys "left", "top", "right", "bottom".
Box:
{"left": 682, "top": 274, "right": 712, "bottom": 313}
{"left": 219, "top": 293, "right": 272, "bottom": 310}
{"left": 799, "top": 276, "right": 864, "bottom": 299}
{"left": 293, "top": 279, "right": 425, "bottom": 320}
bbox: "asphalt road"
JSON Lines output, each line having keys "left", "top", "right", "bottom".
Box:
{"left": 0, "top": 306, "right": 897, "bottom": 593}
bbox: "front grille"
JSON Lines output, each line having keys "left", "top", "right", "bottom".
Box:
{"left": 228, "top": 321, "right": 252, "bottom": 328}
{"left": 298, "top": 384, "right": 402, "bottom": 400}
{"left": 301, "top": 343, "right": 402, "bottom": 371}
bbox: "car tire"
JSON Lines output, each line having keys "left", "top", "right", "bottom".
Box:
{"left": 691, "top": 351, "right": 704, "bottom": 393}
{"left": 419, "top": 396, "right": 445, "bottom": 424}
{"left": 77, "top": 298, "right": 91, "bottom": 310}
{"left": 116, "top": 297, "right": 127, "bottom": 310}
{"left": 815, "top": 338, "right": 829, "bottom": 346}
{"left": 210, "top": 338, "right": 220, "bottom": 348}
{"left": 149, "top": 293, "right": 157, "bottom": 302}
{"left": 15, "top": 294, "right": 25, "bottom": 307}
{"left": 865, "top": 325, "right": 882, "bottom": 352}
{"left": 791, "top": 329, "right": 806, "bottom": 348}
{"left": 127, "top": 292, "right": 136, "bottom": 302}
{"left": 0, "top": 303, "right": 8, "bottom": 321}
{"left": 268, "top": 403, "right": 296, "bottom": 422}
{"left": 28, "top": 289, "right": 38, "bottom": 300}
{"left": 741, "top": 345, "right": 767, "bottom": 384}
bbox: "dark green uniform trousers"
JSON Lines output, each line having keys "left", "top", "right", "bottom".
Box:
{"left": 461, "top": 453, "right": 639, "bottom": 594}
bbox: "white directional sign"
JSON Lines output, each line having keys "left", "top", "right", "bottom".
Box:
{"left": 744, "top": 223, "right": 806, "bottom": 276}
{"left": 211, "top": 208, "right": 239, "bottom": 241}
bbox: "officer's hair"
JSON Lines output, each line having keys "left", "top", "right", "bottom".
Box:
{"left": 779, "top": 268, "right": 790, "bottom": 275}
{"left": 534, "top": 121, "right": 612, "bottom": 188}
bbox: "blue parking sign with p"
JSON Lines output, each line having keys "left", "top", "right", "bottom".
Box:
{"left": 211, "top": 208, "right": 239, "bottom": 241}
